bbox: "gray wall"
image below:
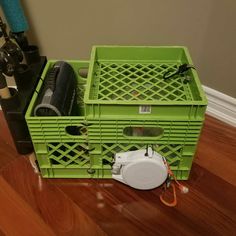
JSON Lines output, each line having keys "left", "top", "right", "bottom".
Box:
{"left": 1, "top": 0, "right": 236, "bottom": 97}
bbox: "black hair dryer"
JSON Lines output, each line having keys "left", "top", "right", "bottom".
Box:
{"left": 34, "top": 61, "right": 78, "bottom": 117}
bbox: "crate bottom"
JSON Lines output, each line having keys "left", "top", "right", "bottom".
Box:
{"left": 171, "top": 169, "right": 190, "bottom": 180}
{"left": 40, "top": 168, "right": 112, "bottom": 178}
{"left": 39, "top": 167, "right": 190, "bottom": 180}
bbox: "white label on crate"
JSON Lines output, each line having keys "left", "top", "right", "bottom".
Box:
{"left": 139, "top": 105, "right": 151, "bottom": 114}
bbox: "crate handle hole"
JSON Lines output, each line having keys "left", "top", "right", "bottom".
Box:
{"left": 65, "top": 126, "right": 87, "bottom": 136}
{"left": 123, "top": 127, "right": 163, "bottom": 138}
{"left": 78, "top": 68, "right": 88, "bottom": 78}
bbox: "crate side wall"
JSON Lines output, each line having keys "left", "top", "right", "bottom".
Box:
{"left": 85, "top": 104, "right": 207, "bottom": 120}
{"left": 94, "top": 46, "right": 185, "bottom": 61}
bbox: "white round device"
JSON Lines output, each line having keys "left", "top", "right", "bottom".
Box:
{"left": 112, "top": 148, "right": 168, "bottom": 190}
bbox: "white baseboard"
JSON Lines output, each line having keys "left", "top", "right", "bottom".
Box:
{"left": 1, "top": 85, "right": 236, "bottom": 127}
{"left": 203, "top": 86, "right": 236, "bottom": 127}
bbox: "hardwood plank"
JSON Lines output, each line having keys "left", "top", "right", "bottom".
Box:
{"left": 0, "top": 175, "right": 55, "bottom": 236}
{"left": 195, "top": 115, "right": 236, "bottom": 185}
{"left": 189, "top": 163, "right": 236, "bottom": 219}
{"left": 0, "top": 111, "right": 19, "bottom": 170}
{"left": 0, "top": 111, "right": 15, "bottom": 149}
{"left": 53, "top": 179, "right": 165, "bottom": 236}
{"left": 53, "top": 164, "right": 236, "bottom": 235}
{"left": 0, "top": 112, "right": 236, "bottom": 235}
{"left": 0, "top": 227, "right": 6, "bottom": 236}
{"left": 0, "top": 157, "right": 106, "bottom": 236}
{"left": 0, "top": 141, "right": 19, "bottom": 170}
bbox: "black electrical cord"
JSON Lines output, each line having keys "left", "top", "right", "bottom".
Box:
{"left": 163, "top": 63, "right": 195, "bottom": 80}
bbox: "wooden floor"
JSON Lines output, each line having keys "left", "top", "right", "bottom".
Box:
{"left": 0, "top": 112, "right": 235, "bottom": 236}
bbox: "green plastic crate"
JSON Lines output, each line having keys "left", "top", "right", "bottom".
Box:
{"left": 26, "top": 46, "right": 207, "bottom": 179}
{"left": 26, "top": 60, "right": 115, "bottom": 178}
{"left": 85, "top": 46, "right": 207, "bottom": 119}
{"left": 25, "top": 60, "right": 102, "bottom": 178}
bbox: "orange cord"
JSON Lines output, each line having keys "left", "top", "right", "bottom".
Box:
{"left": 160, "top": 182, "right": 177, "bottom": 207}
{"left": 160, "top": 158, "right": 189, "bottom": 207}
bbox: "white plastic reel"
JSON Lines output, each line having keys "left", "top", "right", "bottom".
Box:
{"left": 112, "top": 148, "right": 168, "bottom": 190}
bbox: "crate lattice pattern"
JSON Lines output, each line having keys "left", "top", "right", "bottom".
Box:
{"left": 47, "top": 143, "right": 90, "bottom": 167}
{"left": 76, "top": 82, "right": 86, "bottom": 105}
{"left": 93, "top": 62, "right": 193, "bottom": 101}
{"left": 101, "top": 143, "right": 182, "bottom": 166}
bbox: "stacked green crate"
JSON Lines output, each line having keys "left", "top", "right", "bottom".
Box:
{"left": 85, "top": 46, "right": 207, "bottom": 180}
{"left": 25, "top": 46, "right": 207, "bottom": 179}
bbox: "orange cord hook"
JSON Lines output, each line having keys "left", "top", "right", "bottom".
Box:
{"left": 160, "top": 158, "right": 189, "bottom": 207}
{"left": 160, "top": 182, "right": 177, "bottom": 207}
